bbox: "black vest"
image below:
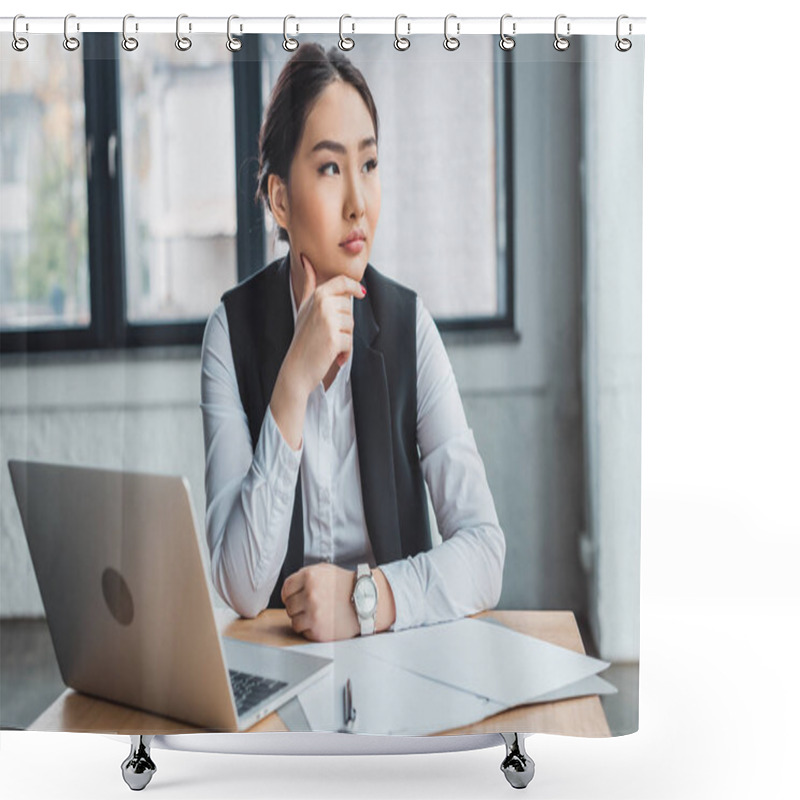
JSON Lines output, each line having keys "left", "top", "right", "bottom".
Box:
{"left": 221, "top": 255, "right": 432, "bottom": 609}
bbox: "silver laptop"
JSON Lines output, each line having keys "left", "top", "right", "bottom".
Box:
{"left": 7, "top": 459, "right": 333, "bottom": 732}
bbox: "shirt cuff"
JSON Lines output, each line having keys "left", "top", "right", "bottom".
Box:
{"left": 252, "top": 404, "right": 303, "bottom": 503}
{"left": 378, "top": 559, "right": 416, "bottom": 633}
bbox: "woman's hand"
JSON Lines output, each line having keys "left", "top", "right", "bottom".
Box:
{"left": 281, "top": 564, "right": 360, "bottom": 642}
{"left": 281, "top": 564, "right": 397, "bottom": 641}
{"left": 269, "top": 253, "right": 365, "bottom": 450}
{"left": 286, "top": 253, "right": 366, "bottom": 397}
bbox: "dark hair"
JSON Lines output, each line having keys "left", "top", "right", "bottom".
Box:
{"left": 255, "top": 42, "right": 380, "bottom": 244}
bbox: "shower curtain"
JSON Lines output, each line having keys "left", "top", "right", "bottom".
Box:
{"left": 0, "top": 20, "right": 644, "bottom": 744}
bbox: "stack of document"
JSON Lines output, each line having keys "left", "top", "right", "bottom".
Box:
{"left": 276, "top": 617, "right": 615, "bottom": 735}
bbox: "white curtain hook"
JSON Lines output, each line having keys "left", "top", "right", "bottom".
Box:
{"left": 443, "top": 13, "right": 460, "bottom": 51}
{"left": 12, "top": 14, "right": 29, "bottom": 52}
{"left": 175, "top": 13, "right": 192, "bottom": 51}
{"left": 121, "top": 14, "right": 138, "bottom": 52}
{"left": 615, "top": 15, "right": 633, "bottom": 52}
{"left": 283, "top": 15, "right": 299, "bottom": 51}
{"left": 339, "top": 14, "right": 355, "bottom": 51}
{"left": 499, "top": 14, "right": 516, "bottom": 51}
{"left": 226, "top": 15, "right": 242, "bottom": 52}
{"left": 63, "top": 13, "right": 80, "bottom": 51}
{"left": 554, "top": 14, "right": 570, "bottom": 51}
{"left": 394, "top": 14, "right": 410, "bottom": 51}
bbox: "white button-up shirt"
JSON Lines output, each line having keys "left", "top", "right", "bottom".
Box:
{"left": 200, "top": 272, "right": 506, "bottom": 631}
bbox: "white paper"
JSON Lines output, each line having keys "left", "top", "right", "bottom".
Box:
{"left": 276, "top": 670, "right": 616, "bottom": 733}
{"left": 285, "top": 640, "right": 505, "bottom": 735}
{"left": 281, "top": 620, "right": 612, "bottom": 734}
{"left": 346, "top": 617, "right": 610, "bottom": 708}
{"left": 532, "top": 674, "right": 617, "bottom": 703}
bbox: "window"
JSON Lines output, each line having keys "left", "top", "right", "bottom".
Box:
{"left": 258, "top": 34, "right": 514, "bottom": 332}
{"left": 119, "top": 37, "right": 237, "bottom": 324}
{"left": 0, "top": 37, "right": 90, "bottom": 334}
{"left": 1, "top": 34, "right": 513, "bottom": 354}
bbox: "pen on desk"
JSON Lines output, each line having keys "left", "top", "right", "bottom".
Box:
{"left": 342, "top": 678, "right": 357, "bottom": 733}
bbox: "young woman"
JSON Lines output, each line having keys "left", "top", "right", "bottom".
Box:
{"left": 200, "top": 42, "right": 505, "bottom": 642}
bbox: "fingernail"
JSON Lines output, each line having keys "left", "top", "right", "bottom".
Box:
{"left": 361, "top": 285, "right": 367, "bottom": 296}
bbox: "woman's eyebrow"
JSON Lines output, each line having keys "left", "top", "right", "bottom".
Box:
{"left": 310, "top": 137, "right": 377, "bottom": 155}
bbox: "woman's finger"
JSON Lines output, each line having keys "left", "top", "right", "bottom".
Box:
{"left": 337, "top": 332, "right": 352, "bottom": 358}
{"left": 280, "top": 569, "right": 306, "bottom": 604}
{"left": 284, "top": 591, "right": 304, "bottom": 618}
{"left": 337, "top": 313, "right": 354, "bottom": 334}
{"left": 319, "top": 273, "right": 366, "bottom": 300}
{"left": 321, "top": 294, "right": 353, "bottom": 317}
{"left": 290, "top": 609, "right": 313, "bottom": 636}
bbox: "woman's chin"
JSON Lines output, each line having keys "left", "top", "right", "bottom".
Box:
{"left": 289, "top": 248, "right": 367, "bottom": 283}
{"left": 334, "top": 252, "right": 369, "bottom": 282}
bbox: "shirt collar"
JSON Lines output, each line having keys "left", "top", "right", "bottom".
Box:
{"left": 289, "top": 265, "right": 353, "bottom": 386}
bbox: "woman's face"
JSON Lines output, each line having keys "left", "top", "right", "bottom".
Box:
{"left": 271, "top": 79, "right": 381, "bottom": 285}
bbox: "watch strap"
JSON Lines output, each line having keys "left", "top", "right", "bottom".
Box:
{"left": 353, "top": 563, "right": 377, "bottom": 635}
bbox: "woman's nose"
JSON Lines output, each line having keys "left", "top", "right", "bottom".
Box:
{"left": 343, "top": 170, "right": 366, "bottom": 219}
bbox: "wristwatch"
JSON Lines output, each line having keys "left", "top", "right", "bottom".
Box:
{"left": 351, "top": 563, "right": 378, "bottom": 635}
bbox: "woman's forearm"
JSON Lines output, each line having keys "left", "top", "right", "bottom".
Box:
{"left": 206, "top": 403, "right": 305, "bottom": 618}
{"left": 379, "top": 521, "right": 505, "bottom": 632}
{"left": 270, "top": 353, "right": 310, "bottom": 451}
{"left": 202, "top": 304, "right": 304, "bottom": 619}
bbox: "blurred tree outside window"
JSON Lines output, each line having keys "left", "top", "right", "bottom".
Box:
{"left": 0, "top": 39, "right": 90, "bottom": 331}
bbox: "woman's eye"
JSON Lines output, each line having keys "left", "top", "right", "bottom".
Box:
{"left": 318, "top": 159, "right": 378, "bottom": 176}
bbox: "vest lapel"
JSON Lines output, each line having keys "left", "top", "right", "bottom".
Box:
{"left": 260, "top": 254, "right": 294, "bottom": 406}
{"left": 352, "top": 271, "right": 404, "bottom": 565}
{"left": 263, "top": 255, "right": 305, "bottom": 607}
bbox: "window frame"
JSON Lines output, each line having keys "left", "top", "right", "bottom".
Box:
{"left": 0, "top": 35, "right": 515, "bottom": 355}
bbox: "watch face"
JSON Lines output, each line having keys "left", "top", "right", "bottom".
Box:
{"left": 354, "top": 576, "right": 378, "bottom": 616}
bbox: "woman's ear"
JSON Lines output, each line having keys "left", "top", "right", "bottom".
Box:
{"left": 267, "top": 173, "right": 290, "bottom": 232}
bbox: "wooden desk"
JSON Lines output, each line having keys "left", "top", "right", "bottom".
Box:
{"left": 30, "top": 610, "right": 611, "bottom": 738}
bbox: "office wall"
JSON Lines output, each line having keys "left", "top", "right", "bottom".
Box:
{"left": 580, "top": 37, "right": 644, "bottom": 662}
{"left": 0, "top": 357, "right": 209, "bottom": 614}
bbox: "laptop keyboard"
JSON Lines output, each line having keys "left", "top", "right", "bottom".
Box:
{"left": 229, "top": 669, "right": 288, "bottom": 717}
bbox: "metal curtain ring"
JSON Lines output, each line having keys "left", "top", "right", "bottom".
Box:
{"left": 283, "top": 15, "right": 299, "bottom": 51}
{"left": 226, "top": 15, "right": 242, "bottom": 52}
{"left": 63, "top": 13, "right": 80, "bottom": 51}
{"left": 553, "top": 14, "right": 570, "bottom": 51}
{"left": 339, "top": 14, "right": 354, "bottom": 50}
{"left": 121, "top": 14, "right": 138, "bottom": 51}
{"left": 176, "top": 14, "right": 192, "bottom": 51}
{"left": 12, "top": 14, "right": 29, "bottom": 52}
{"left": 394, "top": 15, "right": 410, "bottom": 51}
{"left": 443, "top": 14, "right": 460, "bottom": 51}
{"left": 615, "top": 14, "right": 632, "bottom": 52}
{"left": 499, "top": 14, "right": 515, "bottom": 51}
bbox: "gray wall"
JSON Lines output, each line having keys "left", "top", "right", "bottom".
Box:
{"left": 0, "top": 356, "right": 210, "bottom": 615}
{"left": 580, "top": 37, "right": 644, "bottom": 661}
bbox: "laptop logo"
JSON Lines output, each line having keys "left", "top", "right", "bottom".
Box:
{"left": 101, "top": 567, "right": 134, "bottom": 626}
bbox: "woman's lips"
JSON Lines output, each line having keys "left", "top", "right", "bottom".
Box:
{"left": 340, "top": 239, "right": 365, "bottom": 255}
